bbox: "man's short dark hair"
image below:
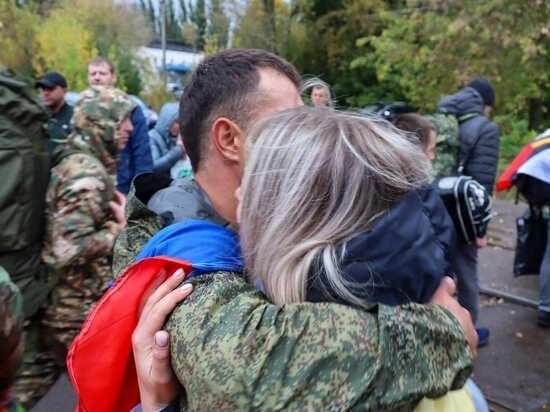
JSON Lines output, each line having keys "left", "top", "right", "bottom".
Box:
{"left": 88, "top": 56, "right": 115, "bottom": 74}
{"left": 179, "top": 49, "right": 302, "bottom": 172}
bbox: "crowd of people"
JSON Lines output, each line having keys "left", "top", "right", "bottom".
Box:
{"left": 0, "top": 48, "right": 545, "bottom": 412}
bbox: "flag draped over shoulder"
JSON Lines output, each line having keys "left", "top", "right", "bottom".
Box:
{"left": 67, "top": 220, "right": 243, "bottom": 412}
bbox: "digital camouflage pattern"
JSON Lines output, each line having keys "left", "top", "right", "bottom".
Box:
{"left": 112, "top": 183, "right": 166, "bottom": 277}
{"left": 14, "top": 86, "right": 135, "bottom": 408}
{"left": 166, "top": 272, "right": 474, "bottom": 412}
{"left": 426, "top": 112, "right": 461, "bottom": 177}
{"left": 0, "top": 266, "right": 24, "bottom": 410}
{"left": 0, "top": 266, "right": 22, "bottom": 365}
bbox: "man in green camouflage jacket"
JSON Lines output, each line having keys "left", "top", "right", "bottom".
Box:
{"left": 121, "top": 50, "right": 476, "bottom": 410}
{"left": 14, "top": 86, "right": 134, "bottom": 408}
{"left": 0, "top": 266, "right": 24, "bottom": 412}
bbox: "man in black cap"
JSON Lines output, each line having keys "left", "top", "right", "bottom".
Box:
{"left": 37, "top": 71, "right": 74, "bottom": 153}
{"left": 436, "top": 76, "right": 500, "bottom": 347}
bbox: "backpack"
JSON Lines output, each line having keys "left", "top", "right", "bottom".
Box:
{"left": 433, "top": 175, "right": 493, "bottom": 244}
{"left": 0, "top": 68, "right": 52, "bottom": 318}
{"left": 427, "top": 109, "right": 479, "bottom": 177}
{"left": 361, "top": 101, "right": 415, "bottom": 122}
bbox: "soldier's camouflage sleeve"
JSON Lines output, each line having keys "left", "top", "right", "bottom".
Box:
{"left": 112, "top": 186, "right": 165, "bottom": 277}
{"left": 166, "top": 272, "right": 473, "bottom": 412}
{"left": 47, "top": 155, "right": 120, "bottom": 268}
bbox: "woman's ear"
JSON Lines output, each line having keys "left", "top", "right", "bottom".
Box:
{"left": 211, "top": 117, "right": 245, "bottom": 163}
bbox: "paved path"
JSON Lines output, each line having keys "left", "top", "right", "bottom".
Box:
{"left": 475, "top": 198, "right": 550, "bottom": 411}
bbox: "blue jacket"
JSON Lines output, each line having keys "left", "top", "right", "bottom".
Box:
{"left": 307, "top": 185, "right": 456, "bottom": 306}
{"left": 437, "top": 87, "right": 500, "bottom": 194}
{"left": 149, "top": 103, "right": 183, "bottom": 175}
{"left": 116, "top": 106, "right": 154, "bottom": 193}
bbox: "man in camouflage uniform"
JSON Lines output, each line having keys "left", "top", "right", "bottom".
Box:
{"left": 40, "top": 85, "right": 134, "bottom": 349}
{"left": 14, "top": 86, "right": 134, "bottom": 408}
{"left": 118, "top": 50, "right": 476, "bottom": 409}
{"left": 0, "top": 266, "right": 24, "bottom": 412}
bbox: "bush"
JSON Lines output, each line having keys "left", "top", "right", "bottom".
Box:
{"left": 140, "top": 80, "right": 176, "bottom": 113}
{"left": 495, "top": 114, "right": 538, "bottom": 174}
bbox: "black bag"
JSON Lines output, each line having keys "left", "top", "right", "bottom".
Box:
{"left": 515, "top": 173, "right": 550, "bottom": 206}
{"left": 361, "top": 101, "right": 415, "bottom": 122}
{"left": 514, "top": 206, "right": 548, "bottom": 276}
{"left": 434, "top": 175, "right": 493, "bottom": 244}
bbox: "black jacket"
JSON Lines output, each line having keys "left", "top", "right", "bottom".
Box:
{"left": 307, "top": 185, "right": 456, "bottom": 307}
{"left": 437, "top": 87, "right": 500, "bottom": 194}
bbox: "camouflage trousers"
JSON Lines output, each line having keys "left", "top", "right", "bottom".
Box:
{"left": 13, "top": 315, "right": 60, "bottom": 410}
{"left": 13, "top": 304, "right": 87, "bottom": 409}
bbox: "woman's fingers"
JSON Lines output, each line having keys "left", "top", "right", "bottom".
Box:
{"left": 139, "top": 268, "right": 185, "bottom": 317}
{"left": 144, "top": 283, "right": 193, "bottom": 331}
{"left": 133, "top": 280, "right": 193, "bottom": 346}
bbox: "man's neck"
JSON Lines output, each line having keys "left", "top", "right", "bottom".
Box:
{"left": 194, "top": 168, "right": 238, "bottom": 226}
{"left": 49, "top": 100, "right": 65, "bottom": 115}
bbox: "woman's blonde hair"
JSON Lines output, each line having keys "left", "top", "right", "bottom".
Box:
{"left": 240, "top": 107, "right": 432, "bottom": 308}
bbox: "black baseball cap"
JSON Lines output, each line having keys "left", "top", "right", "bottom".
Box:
{"left": 36, "top": 71, "right": 68, "bottom": 89}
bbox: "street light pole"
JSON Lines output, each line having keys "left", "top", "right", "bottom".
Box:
{"left": 160, "top": 0, "right": 167, "bottom": 88}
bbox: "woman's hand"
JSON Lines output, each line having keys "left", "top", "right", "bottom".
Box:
{"left": 430, "top": 276, "right": 478, "bottom": 358}
{"left": 132, "top": 269, "right": 193, "bottom": 412}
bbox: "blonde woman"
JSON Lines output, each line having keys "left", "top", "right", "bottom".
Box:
{"left": 241, "top": 107, "right": 454, "bottom": 309}
{"left": 238, "top": 107, "right": 484, "bottom": 412}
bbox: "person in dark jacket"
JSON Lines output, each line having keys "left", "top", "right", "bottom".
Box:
{"left": 437, "top": 77, "right": 500, "bottom": 346}
{"left": 87, "top": 56, "right": 153, "bottom": 194}
{"left": 37, "top": 71, "right": 74, "bottom": 153}
{"left": 149, "top": 103, "right": 184, "bottom": 176}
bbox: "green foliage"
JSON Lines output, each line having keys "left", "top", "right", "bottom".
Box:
{"left": 33, "top": 11, "right": 95, "bottom": 91}
{"left": 496, "top": 115, "right": 539, "bottom": 172}
{"left": 28, "top": 0, "right": 152, "bottom": 93}
{"left": 233, "top": 0, "right": 291, "bottom": 53}
{"left": 140, "top": 80, "right": 175, "bottom": 113}
{"left": 359, "top": 0, "right": 550, "bottom": 119}
{"left": 0, "top": 1, "right": 40, "bottom": 76}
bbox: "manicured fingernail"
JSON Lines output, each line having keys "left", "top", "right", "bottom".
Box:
{"left": 180, "top": 283, "right": 193, "bottom": 292}
{"left": 155, "top": 332, "right": 169, "bottom": 347}
{"left": 173, "top": 269, "right": 184, "bottom": 278}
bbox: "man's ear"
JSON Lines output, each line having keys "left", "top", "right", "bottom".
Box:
{"left": 211, "top": 117, "right": 245, "bottom": 163}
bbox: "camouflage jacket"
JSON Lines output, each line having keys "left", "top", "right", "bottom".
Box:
{"left": 0, "top": 265, "right": 22, "bottom": 360}
{"left": 166, "top": 272, "right": 473, "bottom": 412}
{"left": 41, "top": 151, "right": 119, "bottom": 313}
{"left": 113, "top": 175, "right": 229, "bottom": 277}
{"left": 41, "top": 86, "right": 135, "bottom": 344}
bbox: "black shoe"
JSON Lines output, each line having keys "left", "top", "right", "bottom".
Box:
{"left": 538, "top": 310, "right": 550, "bottom": 327}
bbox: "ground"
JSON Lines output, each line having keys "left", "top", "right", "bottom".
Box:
{"left": 475, "top": 198, "right": 550, "bottom": 412}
